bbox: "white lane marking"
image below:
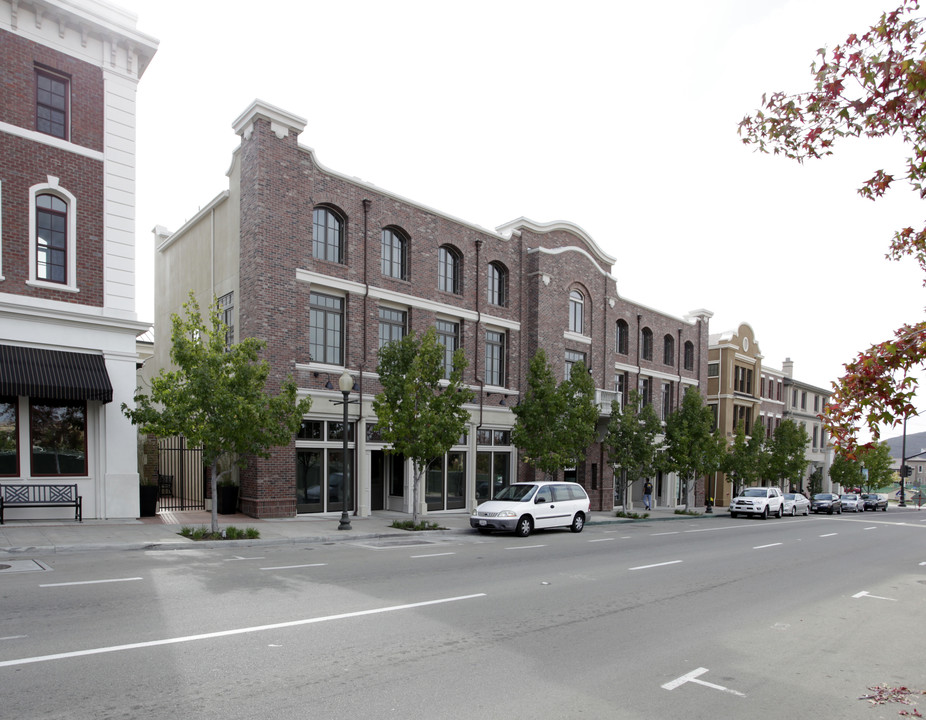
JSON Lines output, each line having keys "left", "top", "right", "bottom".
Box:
{"left": 920, "top": 562, "right": 926, "bottom": 566}
{"left": 819, "top": 533, "right": 838, "bottom": 538}
{"left": 260, "top": 563, "right": 327, "bottom": 571}
{"left": 40, "top": 577, "right": 142, "bottom": 588}
{"left": 852, "top": 591, "right": 897, "bottom": 601}
{"left": 410, "top": 552, "right": 455, "bottom": 558}
{"left": 505, "top": 545, "right": 546, "bottom": 550}
{"left": 227, "top": 556, "right": 265, "bottom": 561}
{"left": 630, "top": 560, "right": 682, "bottom": 571}
{"left": 0, "top": 593, "right": 487, "bottom": 669}
{"left": 753, "top": 543, "right": 782, "bottom": 549}
{"left": 588, "top": 537, "right": 616, "bottom": 543}
{"left": 864, "top": 527, "right": 877, "bottom": 530}
{"left": 662, "top": 667, "right": 745, "bottom": 697}
{"left": 651, "top": 531, "right": 679, "bottom": 536}
{"left": 0, "top": 635, "right": 27, "bottom": 641}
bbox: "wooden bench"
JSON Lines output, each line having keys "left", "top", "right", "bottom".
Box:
{"left": 0, "top": 483, "right": 82, "bottom": 524}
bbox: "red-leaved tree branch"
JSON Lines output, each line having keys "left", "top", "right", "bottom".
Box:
{"left": 738, "top": 0, "right": 926, "bottom": 455}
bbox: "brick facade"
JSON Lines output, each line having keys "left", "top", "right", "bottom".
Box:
{"left": 156, "top": 101, "right": 711, "bottom": 518}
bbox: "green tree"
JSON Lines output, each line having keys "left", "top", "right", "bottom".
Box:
{"left": 662, "top": 386, "right": 726, "bottom": 507}
{"left": 373, "top": 327, "right": 473, "bottom": 524}
{"left": 722, "top": 419, "right": 767, "bottom": 498}
{"left": 739, "top": 1, "right": 926, "bottom": 453}
{"left": 605, "top": 390, "right": 662, "bottom": 509}
{"left": 123, "top": 292, "right": 311, "bottom": 533}
{"left": 831, "top": 442, "right": 894, "bottom": 491}
{"left": 765, "top": 419, "right": 810, "bottom": 492}
{"left": 512, "top": 351, "right": 599, "bottom": 482}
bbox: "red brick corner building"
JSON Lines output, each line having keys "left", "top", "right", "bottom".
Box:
{"left": 151, "top": 100, "right": 712, "bottom": 519}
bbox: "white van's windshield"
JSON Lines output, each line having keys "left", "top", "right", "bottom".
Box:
{"left": 494, "top": 484, "right": 538, "bottom": 502}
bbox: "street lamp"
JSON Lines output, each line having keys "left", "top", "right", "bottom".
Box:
{"left": 337, "top": 370, "right": 353, "bottom": 530}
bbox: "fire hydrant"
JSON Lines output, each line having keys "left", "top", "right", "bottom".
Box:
{"left": 705, "top": 496, "right": 713, "bottom": 514}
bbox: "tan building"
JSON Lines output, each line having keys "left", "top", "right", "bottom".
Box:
{"left": 706, "top": 323, "right": 764, "bottom": 506}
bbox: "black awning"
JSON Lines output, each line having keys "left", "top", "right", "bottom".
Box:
{"left": 0, "top": 345, "right": 113, "bottom": 403}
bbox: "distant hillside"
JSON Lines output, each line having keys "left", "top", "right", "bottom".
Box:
{"left": 883, "top": 431, "right": 926, "bottom": 459}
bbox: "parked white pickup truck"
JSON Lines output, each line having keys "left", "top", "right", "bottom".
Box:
{"left": 729, "top": 487, "right": 784, "bottom": 519}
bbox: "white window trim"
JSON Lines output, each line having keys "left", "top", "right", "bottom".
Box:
{"left": 27, "top": 178, "right": 78, "bottom": 293}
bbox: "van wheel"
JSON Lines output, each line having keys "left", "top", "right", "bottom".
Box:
{"left": 761, "top": 507, "right": 769, "bottom": 520}
{"left": 776, "top": 505, "right": 783, "bottom": 519}
{"left": 515, "top": 516, "right": 534, "bottom": 538}
{"left": 570, "top": 513, "right": 585, "bottom": 533}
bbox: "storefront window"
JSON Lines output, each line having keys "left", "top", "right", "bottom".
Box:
{"left": 30, "top": 400, "right": 86, "bottom": 476}
{"left": 0, "top": 398, "right": 17, "bottom": 476}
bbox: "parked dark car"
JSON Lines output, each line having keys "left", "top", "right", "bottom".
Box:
{"left": 811, "top": 493, "right": 842, "bottom": 514}
{"left": 861, "top": 493, "right": 888, "bottom": 511}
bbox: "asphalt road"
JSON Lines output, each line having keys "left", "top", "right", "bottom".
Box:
{"left": 2, "top": 510, "right": 924, "bottom": 719}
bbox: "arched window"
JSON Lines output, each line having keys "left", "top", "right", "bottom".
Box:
{"left": 438, "top": 245, "right": 461, "bottom": 294}
{"left": 313, "top": 206, "right": 344, "bottom": 263}
{"left": 663, "top": 334, "right": 675, "bottom": 366}
{"left": 36, "top": 194, "right": 67, "bottom": 283}
{"left": 381, "top": 227, "right": 407, "bottom": 279}
{"left": 569, "top": 290, "right": 584, "bottom": 334}
{"left": 487, "top": 262, "right": 508, "bottom": 307}
{"left": 616, "top": 319, "right": 629, "bottom": 354}
{"left": 641, "top": 327, "right": 653, "bottom": 361}
{"left": 29, "top": 182, "right": 77, "bottom": 291}
{"left": 684, "top": 341, "right": 695, "bottom": 371}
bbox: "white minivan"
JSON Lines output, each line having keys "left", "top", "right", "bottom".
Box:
{"left": 470, "top": 481, "right": 590, "bottom": 537}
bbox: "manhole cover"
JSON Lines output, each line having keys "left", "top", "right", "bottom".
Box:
{"left": 357, "top": 539, "right": 438, "bottom": 549}
{"left": 0, "top": 559, "right": 51, "bottom": 574}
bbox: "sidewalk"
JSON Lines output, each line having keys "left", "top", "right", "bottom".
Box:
{"left": 0, "top": 506, "right": 710, "bottom": 556}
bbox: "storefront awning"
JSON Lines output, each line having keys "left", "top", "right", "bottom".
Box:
{"left": 0, "top": 345, "right": 113, "bottom": 403}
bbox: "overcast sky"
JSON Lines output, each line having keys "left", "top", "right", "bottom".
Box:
{"left": 119, "top": 0, "right": 926, "bottom": 438}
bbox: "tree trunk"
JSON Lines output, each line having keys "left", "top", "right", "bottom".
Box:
{"left": 412, "top": 460, "right": 422, "bottom": 525}
{"left": 210, "top": 458, "right": 219, "bottom": 534}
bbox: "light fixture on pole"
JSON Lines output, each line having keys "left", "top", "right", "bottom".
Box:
{"left": 338, "top": 370, "right": 354, "bottom": 530}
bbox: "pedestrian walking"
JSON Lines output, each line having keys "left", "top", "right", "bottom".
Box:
{"left": 643, "top": 480, "right": 653, "bottom": 510}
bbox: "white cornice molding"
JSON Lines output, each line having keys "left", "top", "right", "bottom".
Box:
{"left": 497, "top": 217, "right": 616, "bottom": 267}
{"left": 0, "top": 294, "right": 149, "bottom": 334}
{"left": 294, "top": 269, "right": 522, "bottom": 332}
{"left": 0, "top": 122, "right": 104, "bottom": 160}
{"left": 232, "top": 99, "right": 307, "bottom": 139}
{"left": 527, "top": 245, "right": 617, "bottom": 284}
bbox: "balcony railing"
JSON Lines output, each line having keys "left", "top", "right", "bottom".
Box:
{"left": 596, "top": 389, "right": 622, "bottom": 416}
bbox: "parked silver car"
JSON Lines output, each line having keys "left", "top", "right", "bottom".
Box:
{"left": 840, "top": 493, "right": 865, "bottom": 512}
{"left": 783, "top": 492, "right": 810, "bottom": 516}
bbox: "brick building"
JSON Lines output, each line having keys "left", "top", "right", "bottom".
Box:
{"left": 150, "top": 100, "right": 711, "bottom": 519}
{"left": 0, "top": 0, "right": 157, "bottom": 518}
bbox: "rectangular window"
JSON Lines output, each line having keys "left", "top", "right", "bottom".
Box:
{"left": 734, "top": 366, "right": 753, "bottom": 395}
{"left": 812, "top": 426, "right": 819, "bottom": 450}
{"left": 36, "top": 68, "right": 69, "bottom": 140}
{"left": 0, "top": 397, "right": 18, "bottom": 476}
{"left": 661, "top": 381, "right": 672, "bottom": 420}
{"left": 30, "top": 400, "right": 86, "bottom": 476}
{"left": 733, "top": 405, "right": 752, "bottom": 436}
{"left": 217, "top": 292, "right": 234, "bottom": 347}
{"left": 564, "top": 350, "right": 586, "bottom": 380}
{"left": 639, "top": 376, "right": 652, "bottom": 406}
{"left": 615, "top": 373, "right": 626, "bottom": 409}
{"left": 436, "top": 319, "right": 460, "bottom": 379}
{"left": 378, "top": 307, "right": 406, "bottom": 348}
{"left": 707, "top": 362, "right": 719, "bottom": 378}
{"left": 485, "top": 330, "right": 506, "bottom": 387}
{"left": 801, "top": 391, "right": 807, "bottom": 410}
{"left": 310, "top": 292, "right": 343, "bottom": 365}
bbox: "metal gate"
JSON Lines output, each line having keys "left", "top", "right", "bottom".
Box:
{"left": 157, "top": 436, "right": 205, "bottom": 511}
